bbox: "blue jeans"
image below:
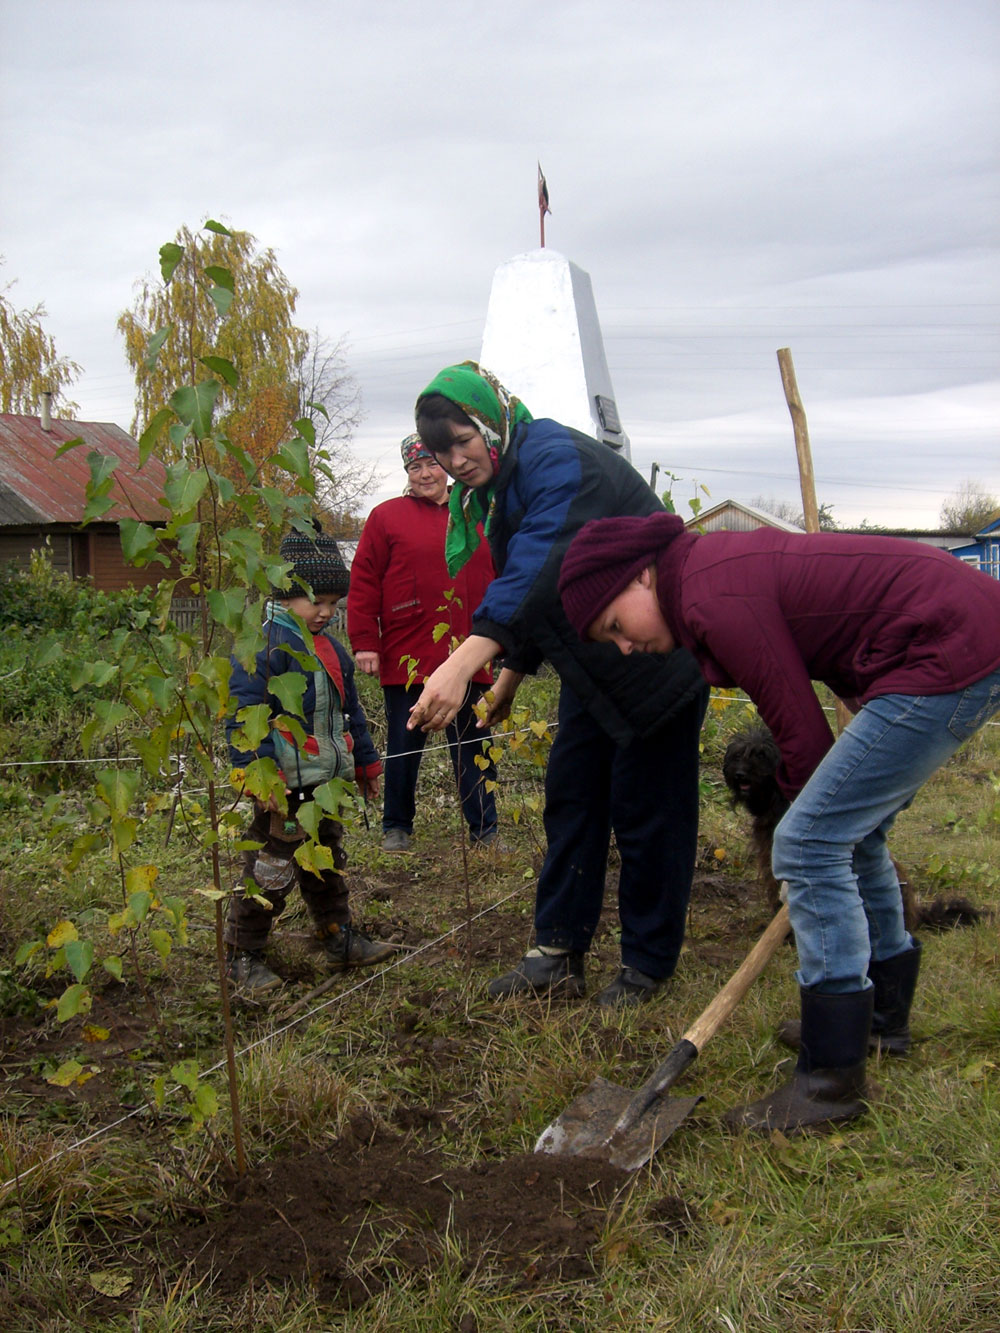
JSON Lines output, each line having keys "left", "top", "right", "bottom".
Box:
{"left": 773, "top": 668, "right": 1000, "bottom": 993}
{"left": 382, "top": 683, "right": 498, "bottom": 841}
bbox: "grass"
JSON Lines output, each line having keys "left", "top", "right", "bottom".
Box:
{"left": 0, "top": 687, "right": 998, "bottom": 1331}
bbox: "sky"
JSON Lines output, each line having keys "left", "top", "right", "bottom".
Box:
{"left": 1, "top": 0, "right": 998, "bottom": 529}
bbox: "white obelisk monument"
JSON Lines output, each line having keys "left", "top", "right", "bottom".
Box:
{"left": 479, "top": 248, "right": 631, "bottom": 459}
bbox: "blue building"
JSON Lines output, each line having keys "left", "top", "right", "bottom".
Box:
{"left": 950, "top": 516, "right": 1000, "bottom": 579}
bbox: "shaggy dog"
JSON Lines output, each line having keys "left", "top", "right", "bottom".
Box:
{"left": 722, "top": 724, "right": 983, "bottom": 933}
{"left": 721, "top": 725, "right": 787, "bottom": 914}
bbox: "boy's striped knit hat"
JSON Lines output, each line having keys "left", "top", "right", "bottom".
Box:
{"left": 276, "top": 522, "right": 350, "bottom": 598}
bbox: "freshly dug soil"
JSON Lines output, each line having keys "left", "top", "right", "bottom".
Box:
{"left": 162, "top": 1124, "right": 646, "bottom": 1308}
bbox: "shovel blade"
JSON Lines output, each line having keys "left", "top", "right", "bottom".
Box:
{"left": 534, "top": 1076, "right": 703, "bottom": 1172}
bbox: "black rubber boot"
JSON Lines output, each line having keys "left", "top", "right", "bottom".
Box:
{"left": 725, "top": 986, "right": 874, "bottom": 1133}
{"left": 777, "top": 941, "right": 921, "bottom": 1056}
{"left": 868, "top": 941, "right": 921, "bottom": 1054}
{"left": 595, "top": 966, "right": 661, "bottom": 1009}
{"left": 487, "top": 950, "right": 586, "bottom": 1000}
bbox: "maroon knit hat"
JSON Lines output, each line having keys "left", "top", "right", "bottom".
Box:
{"left": 558, "top": 513, "right": 686, "bottom": 638}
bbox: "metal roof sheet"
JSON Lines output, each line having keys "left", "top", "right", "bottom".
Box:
{"left": 0, "top": 414, "right": 168, "bottom": 524}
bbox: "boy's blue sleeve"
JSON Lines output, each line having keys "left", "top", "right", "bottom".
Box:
{"left": 339, "top": 644, "right": 381, "bottom": 771}
{"left": 226, "top": 648, "right": 279, "bottom": 767}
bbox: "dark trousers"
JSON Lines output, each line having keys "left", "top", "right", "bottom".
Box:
{"left": 534, "top": 682, "right": 708, "bottom": 979}
{"left": 382, "top": 683, "right": 498, "bottom": 841}
{"left": 225, "top": 791, "right": 349, "bottom": 953}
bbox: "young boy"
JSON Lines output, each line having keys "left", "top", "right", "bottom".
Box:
{"left": 225, "top": 523, "right": 394, "bottom": 993}
{"left": 558, "top": 512, "right": 1000, "bottom": 1132}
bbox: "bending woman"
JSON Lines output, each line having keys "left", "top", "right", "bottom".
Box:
{"left": 558, "top": 511, "right": 1000, "bottom": 1128}
{"left": 407, "top": 363, "right": 708, "bottom": 1008}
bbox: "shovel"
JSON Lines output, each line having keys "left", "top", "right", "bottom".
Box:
{"left": 535, "top": 904, "right": 791, "bottom": 1170}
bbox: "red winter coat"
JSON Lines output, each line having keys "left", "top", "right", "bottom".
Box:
{"left": 347, "top": 493, "right": 496, "bottom": 687}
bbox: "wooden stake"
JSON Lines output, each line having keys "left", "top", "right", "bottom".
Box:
{"left": 776, "top": 348, "right": 820, "bottom": 534}
{"left": 776, "top": 347, "right": 851, "bottom": 733}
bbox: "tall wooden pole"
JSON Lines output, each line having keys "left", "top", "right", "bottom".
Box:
{"left": 777, "top": 347, "right": 851, "bottom": 733}
{"left": 776, "top": 348, "right": 819, "bottom": 534}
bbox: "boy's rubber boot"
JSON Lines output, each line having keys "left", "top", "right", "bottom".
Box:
{"left": 487, "top": 950, "right": 586, "bottom": 1000}
{"left": 316, "top": 923, "right": 395, "bottom": 969}
{"left": 777, "top": 941, "right": 921, "bottom": 1056}
{"left": 226, "top": 948, "right": 282, "bottom": 994}
{"left": 725, "top": 986, "right": 874, "bottom": 1133}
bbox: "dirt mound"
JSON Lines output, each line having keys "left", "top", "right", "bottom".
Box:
{"left": 163, "top": 1127, "right": 645, "bottom": 1308}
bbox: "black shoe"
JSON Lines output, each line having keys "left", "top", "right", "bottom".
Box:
{"left": 595, "top": 966, "right": 661, "bottom": 1009}
{"left": 777, "top": 942, "right": 921, "bottom": 1057}
{"left": 726, "top": 987, "right": 874, "bottom": 1133}
{"left": 317, "top": 924, "right": 395, "bottom": 969}
{"left": 487, "top": 951, "right": 585, "bottom": 1000}
{"left": 226, "top": 948, "right": 282, "bottom": 994}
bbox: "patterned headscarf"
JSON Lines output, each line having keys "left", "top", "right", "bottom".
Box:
{"left": 400, "top": 432, "right": 433, "bottom": 469}
{"left": 415, "top": 361, "right": 532, "bottom": 575}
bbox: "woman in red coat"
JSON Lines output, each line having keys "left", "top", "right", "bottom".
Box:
{"left": 348, "top": 434, "right": 499, "bottom": 851}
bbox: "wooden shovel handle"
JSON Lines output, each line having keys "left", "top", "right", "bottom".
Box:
{"left": 683, "top": 903, "right": 791, "bottom": 1050}
{"left": 612, "top": 905, "right": 791, "bottom": 1137}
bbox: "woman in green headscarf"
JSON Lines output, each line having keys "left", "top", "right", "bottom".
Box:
{"left": 408, "top": 362, "right": 708, "bottom": 1009}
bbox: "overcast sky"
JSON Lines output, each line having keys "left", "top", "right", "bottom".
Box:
{"left": 2, "top": 0, "right": 997, "bottom": 528}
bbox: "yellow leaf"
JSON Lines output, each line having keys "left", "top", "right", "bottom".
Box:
{"left": 713, "top": 848, "right": 727, "bottom": 862}
{"left": 89, "top": 1271, "right": 133, "bottom": 1297}
{"left": 47, "top": 920, "right": 79, "bottom": 949}
{"left": 82, "top": 1025, "right": 111, "bottom": 1043}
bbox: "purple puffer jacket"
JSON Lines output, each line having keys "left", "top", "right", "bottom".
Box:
{"left": 656, "top": 529, "right": 1000, "bottom": 798}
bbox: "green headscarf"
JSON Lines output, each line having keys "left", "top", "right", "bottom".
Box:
{"left": 416, "top": 361, "right": 533, "bottom": 575}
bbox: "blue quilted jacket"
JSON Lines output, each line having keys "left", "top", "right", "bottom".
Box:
{"left": 470, "top": 418, "right": 706, "bottom": 745}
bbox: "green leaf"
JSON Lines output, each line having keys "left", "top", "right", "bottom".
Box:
{"left": 119, "top": 518, "right": 161, "bottom": 563}
{"left": 56, "top": 984, "right": 91, "bottom": 1022}
{"left": 128, "top": 890, "right": 152, "bottom": 923}
{"left": 137, "top": 407, "right": 174, "bottom": 466}
{"left": 171, "top": 1059, "right": 200, "bottom": 1093}
{"left": 203, "top": 265, "right": 234, "bottom": 292}
{"left": 15, "top": 939, "right": 43, "bottom": 965}
{"left": 293, "top": 417, "right": 316, "bottom": 446}
{"left": 233, "top": 704, "right": 272, "bottom": 748}
{"left": 148, "top": 929, "right": 172, "bottom": 961}
{"left": 207, "top": 586, "right": 248, "bottom": 631}
{"left": 294, "top": 841, "right": 335, "bottom": 874}
{"left": 296, "top": 800, "right": 321, "bottom": 840}
{"left": 311, "top": 778, "right": 352, "bottom": 818}
{"left": 274, "top": 435, "right": 310, "bottom": 479}
{"left": 103, "top": 956, "right": 123, "bottom": 982}
{"left": 199, "top": 355, "right": 238, "bottom": 388}
{"left": 64, "top": 939, "right": 94, "bottom": 983}
{"left": 194, "top": 1083, "right": 219, "bottom": 1118}
{"left": 47, "top": 1058, "right": 85, "bottom": 1085}
{"left": 144, "top": 325, "right": 172, "bottom": 373}
{"left": 163, "top": 461, "right": 210, "bottom": 516}
{"left": 54, "top": 435, "right": 86, "bottom": 457}
{"left": 208, "top": 285, "right": 234, "bottom": 319}
{"left": 159, "top": 242, "right": 184, "bottom": 282}
{"left": 169, "top": 381, "right": 219, "bottom": 439}
{"left": 269, "top": 671, "right": 307, "bottom": 718}
{"left": 203, "top": 219, "right": 232, "bottom": 236}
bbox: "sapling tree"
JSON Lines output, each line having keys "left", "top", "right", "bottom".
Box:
{"left": 18, "top": 222, "right": 359, "bottom": 1173}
